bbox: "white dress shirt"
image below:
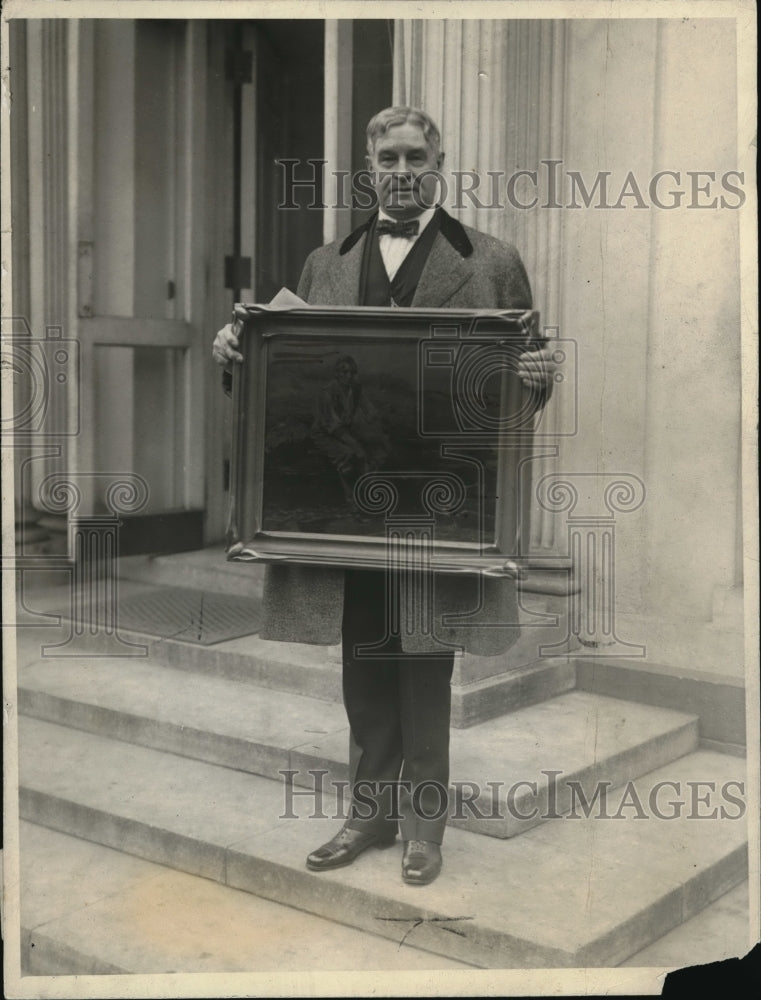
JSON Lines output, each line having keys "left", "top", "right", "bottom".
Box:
{"left": 377, "top": 207, "right": 437, "bottom": 281}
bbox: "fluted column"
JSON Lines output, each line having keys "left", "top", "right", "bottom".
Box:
{"left": 24, "top": 20, "right": 83, "bottom": 509}
{"left": 393, "top": 19, "right": 570, "bottom": 560}
{"left": 323, "top": 21, "right": 353, "bottom": 244}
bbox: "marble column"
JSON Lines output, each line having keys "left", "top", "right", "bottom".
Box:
{"left": 393, "top": 18, "right": 570, "bottom": 566}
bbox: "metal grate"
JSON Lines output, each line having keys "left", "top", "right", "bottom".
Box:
{"left": 112, "top": 586, "right": 262, "bottom": 646}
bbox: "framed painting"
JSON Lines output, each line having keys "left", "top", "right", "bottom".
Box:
{"left": 226, "top": 304, "right": 543, "bottom": 576}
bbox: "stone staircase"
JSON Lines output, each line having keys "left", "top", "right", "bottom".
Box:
{"left": 13, "top": 552, "right": 749, "bottom": 973}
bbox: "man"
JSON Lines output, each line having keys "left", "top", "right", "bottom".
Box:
{"left": 213, "top": 106, "right": 554, "bottom": 886}
{"left": 311, "top": 354, "right": 389, "bottom": 507}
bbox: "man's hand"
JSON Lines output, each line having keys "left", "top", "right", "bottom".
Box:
{"left": 212, "top": 322, "right": 244, "bottom": 367}
{"left": 517, "top": 347, "right": 556, "bottom": 391}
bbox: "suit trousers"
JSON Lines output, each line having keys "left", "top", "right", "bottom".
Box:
{"left": 342, "top": 569, "right": 455, "bottom": 844}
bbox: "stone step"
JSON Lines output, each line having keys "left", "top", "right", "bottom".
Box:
{"left": 13, "top": 580, "right": 344, "bottom": 704}
{"left": 19, "top": 822, "right": 470, "bottom": 975}
{"left": 620, "top": 880, "right": 749, "bottom": 969}
{"left": 18, "top": 718, "right": 748, "bottom": 969}
{"left": 19, "top": 658, "right": 699, "bottom": 839}
{"left": 13, "top": 579, "right": 577, "bottom": 728}
{"left": 19, "top": 820, "right": 751, "bottom": 978}
{"left": 118, "top": 549, "right": 265, "bottom": 599}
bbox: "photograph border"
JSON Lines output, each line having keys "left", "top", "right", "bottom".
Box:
{"left": 2, "top": 2, "right": 758, "bottom": 999}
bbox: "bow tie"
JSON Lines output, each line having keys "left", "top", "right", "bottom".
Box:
{"left": 376, "top": 219, "right": 420, "bottom": 238}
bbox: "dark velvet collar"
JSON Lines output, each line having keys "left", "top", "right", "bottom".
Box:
{"left": 339, "top": 207, "right": 473, "bottom": 259}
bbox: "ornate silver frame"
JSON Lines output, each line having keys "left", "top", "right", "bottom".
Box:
{"left": 226, "top": 304, "right": 540, "bottom": 577}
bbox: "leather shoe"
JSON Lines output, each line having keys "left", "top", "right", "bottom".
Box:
{"left": 306, "top": 826, "right": 396, "bottom": 872}
{"left": 402, "top": 840, "right": 442, "bottom": 885}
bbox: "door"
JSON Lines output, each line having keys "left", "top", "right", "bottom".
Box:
{"left": 203, "top": 19, "right": 326, "bottom": 543}
{"left": 13, "top": 20, "right": 209, "bottom": 557}
{"left": 76, "top": 20, "right": 208, "bottom": 553}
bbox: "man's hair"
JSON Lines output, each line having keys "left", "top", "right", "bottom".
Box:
{"left": 366, "top": 106, "right": 442, "bottom": 157}
{"left": 335, "top": 354, "right": 358, "bottom": 374}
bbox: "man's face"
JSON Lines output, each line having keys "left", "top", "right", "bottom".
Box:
{"left": 366, "top": 122, "right": 444, "bottom": 220}
{"left": 335, "top": 363, "right": 355, "bottom": 387}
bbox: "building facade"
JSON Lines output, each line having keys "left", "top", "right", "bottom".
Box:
{"left": 7, "top": 14, "right": 751, "bottom": 682}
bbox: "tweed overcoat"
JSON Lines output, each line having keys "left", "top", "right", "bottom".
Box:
{"left": 259, "top": 210, "right": 535, "bottom": 657}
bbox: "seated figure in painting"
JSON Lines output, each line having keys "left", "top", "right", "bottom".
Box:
{"left": 310, "top": 354, "right": 390, "bottom": 505}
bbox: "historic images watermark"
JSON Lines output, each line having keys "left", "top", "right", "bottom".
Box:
{"left": 2, "top": 319, "right": 81, "bottom": 438}
{"left": 280, "top": 769, "right": 747, "bottom": 822}
{"left": 277, "top": 161, "right": 748, "bottom": 212}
